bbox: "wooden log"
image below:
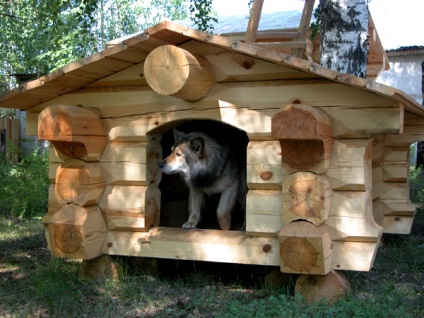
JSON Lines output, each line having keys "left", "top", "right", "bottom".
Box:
{"left": 271, "top": 104, "right": 333, "bottom": 174}
{"left": 48, "top": 184, "right": 61, "bottom": 214}
{"left": 278, "top": 221, "right": 332, "bottom": 275}
{"left": 41, "top": 204, "right": 107, "bottom": 260}
{"left": 100, "top": 140, "right": 162, "bottom": 185}
{"left": 43, "top": 83, "right": 403, "bottom": 140}
{"left": 55, "top": 159, "right": 105, "bottom": 206}
{"left": 102, "top": 229, "right": 379, "bottom": 271}
{"left": 246, "top": 189, "right": 284, "bottom": 235}
{"left": 78, "top": 255, "right": 122, "bottom": 282}
{"left": 38, "top": 105, "right": 107, "bottom": 161}
{"left": 282, "top": 172, "right": 332, "bottom": 226}
{"left": 99, "top": 184, "right": 161, "bottom": 231}
{"left": 326, "top": 139, "right": 372, "bottom": 191}
{"left": 144, "top": 45, "right": 215, "bottom": 100}
{"left": 295, "top": 270, "right": 351, "bottom": 304}
{"left": 328, "top": 191, "right": 382, "bottom": 242}
{"left": 246, "top": 140, "right": 284, "bottom": 189}
{"left": 331, "top": 241, "right": 379, "bottom": 271}
{"left": 104, "top": 227, "right": 280, "bottom": 266}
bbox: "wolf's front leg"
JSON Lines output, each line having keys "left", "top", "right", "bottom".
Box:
{"left": 216, "top": 182, "right": 239, "bottom": 230}
{"left": 183, "top": 187, "right": 204, "bottom": 229}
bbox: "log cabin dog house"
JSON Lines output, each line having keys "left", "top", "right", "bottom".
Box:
{"left": 1, "top": 20, "right": 423, "bottom": 299}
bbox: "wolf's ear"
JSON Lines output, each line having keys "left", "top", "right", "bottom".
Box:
{"left": 173, "top": 128, "right": 185, "bottom": 140}
{"left": 190, "top": 137, "right": 204, "bottom": 156}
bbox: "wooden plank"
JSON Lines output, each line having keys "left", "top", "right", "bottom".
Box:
{"left": 246, "top": 190, "right": 284, "bottom": 235}
{"left": 244, "top": 0, "right": 264, "bottom": 43}
{"left": 100, "top": 140, "right": 162, "bottom": 185}
{"left": 383, "top": 215, "right": 415, "bottom": 234}
{"left": 247, "top": 140, "right": 284, "bottom": 189}
{"left": 99, "top": 184, "right": 161, "bottom": 231}
{"left": 327, "top": 191, "right": 382, "bottom": 242}
{"left": 331, "top": 241, "right": 379, "bottom": 271}
{"left": 102, "top": 228, "right": 380, "bottom": 272}
{"left": 26, "top": 112, "right": 39, "bottom": 136}
{"left": 326, "top": 139, "right": 373, "bottom": 191}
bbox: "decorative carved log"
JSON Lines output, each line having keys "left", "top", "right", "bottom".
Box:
{"left": 38, "top": 105, "right": 107, "bottom": 161}
{"left": 41, "top": 204, "right": 107, "bottom": 260}
{"left": 100, "top": 184, "right": 161, "bottom": 231}
{"left": 278, "top": 221, "right": 332, "bottom": 275}
{"left": 55, "top": 159, "right": 105, "bottom": 206}
{"left": 282, "top": 172, "right": 332, "bottom": 226}
{"left": 100, "top": 140, "right": 162, "bottom": 186}
{"left": 295, "top": 270, "right": 351, "bottom": 304}
{"left": 271, "top": 104, "right": 333, "bottom": 174}
{"left": 144, "top": 45, "right": 215, "bottom": 100}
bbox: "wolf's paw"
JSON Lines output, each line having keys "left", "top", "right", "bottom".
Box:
{"left": 182, "top": 221, "right": 197, "bottom": 229}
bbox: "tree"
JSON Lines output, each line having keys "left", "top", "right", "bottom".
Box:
{"left": 319, "top": 0, "right": 369, "bottom": 77}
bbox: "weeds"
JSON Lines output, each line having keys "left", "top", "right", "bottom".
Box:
{"left": 0, "top": 212, "right": 423, "bottom": 318}
{"left": 0, "top": 149, "right": 49, "bottom": 219}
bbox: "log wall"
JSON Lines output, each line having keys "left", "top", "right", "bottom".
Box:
{"left": 35, "top": 43, "right": 420, "bottom": 273}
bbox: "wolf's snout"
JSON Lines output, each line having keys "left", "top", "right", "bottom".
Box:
{"left": 159, "top": 161, "right": 165, "bottom": 169}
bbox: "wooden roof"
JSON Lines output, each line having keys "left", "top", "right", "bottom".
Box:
{"left": 0, "top": 20, "right": 423, "bottom": 115}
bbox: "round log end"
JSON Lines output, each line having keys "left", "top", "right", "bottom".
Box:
{"left": 144, "top": 45, "right": 215, "bottom": 100}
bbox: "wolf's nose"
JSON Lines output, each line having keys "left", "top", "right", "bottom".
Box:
{"left": 159, "top": 161, "right": 164, "bottom": 169}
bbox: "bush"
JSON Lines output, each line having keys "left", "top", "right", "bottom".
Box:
{"left": 409, "top": 166, "right": 424, "bottom": 204}
{"left": 0, "top": 149, "right": 49, "bottom": 218}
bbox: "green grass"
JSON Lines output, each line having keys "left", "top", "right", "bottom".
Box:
{"left": 0, "top": 211, "right": 423, "bottom": 318}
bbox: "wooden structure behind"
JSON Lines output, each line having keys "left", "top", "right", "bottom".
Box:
{"left": 0, "top": 19, "right": 421, "bottom": 302}
{"left": 0, "top": 118, "right": 20, "bottom": 162}
{"left": 225, "top": 0, "right": 388, "bottom": 79}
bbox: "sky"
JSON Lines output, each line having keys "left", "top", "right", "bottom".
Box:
{"left": 212, "top": 0, "right": 424, "bottom": 50}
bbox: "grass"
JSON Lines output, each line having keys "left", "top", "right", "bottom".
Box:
{"left": 0, "top": 210, "right": 423, "bottom": 318}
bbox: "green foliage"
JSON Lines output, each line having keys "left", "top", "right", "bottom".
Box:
{"left": 0, "top": 0, "right": 189, "bottom": 95}
{"left": 409, "top": 166, "right": 424, "bottom": 204}
{"left": 0, "top": 149, "right": 49, "bottom": 219}
{"left": 188, "top": 0, "right": 217, "bottom": 33}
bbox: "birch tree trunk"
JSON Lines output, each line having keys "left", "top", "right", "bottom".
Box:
{"left": 319, "top": 0, "right": 369, "bottom": 78}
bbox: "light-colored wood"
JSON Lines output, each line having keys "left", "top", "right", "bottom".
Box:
{"left": 282, "top": 172, "right": 332, "bottom": 226}
{"left": 78, "top": 255, "right": 122, "bottom": 282}
{"left": 99, "top": 184, "right": 161, "bottom": 231}
{"left": 246, "top": 190, "right": 284, "bottom": 235}
{"left": 244, "top": 0, "right": 264, "bottom": 43}
{"left": 331, "top": 241, "right": 379, "bottom": 271}
{"left": 326, "top": 139, "right": 373, "bottom": 191}
{"left": 272, "top": 104, "right": 333, "bottom": 174}
{"left": 292, "top": 0, "right": 315, "bottom": 58}
{"left": 327, "top": 191, "right": 382, "bottom": 242}
{"left": 383, "top": 215, "right": 415, "bottom": 234}
{"left": 247, "top": 140, "right": 284, "bottom": 189}
{"left": 104, "top": 227, "right": 280, "bottom": 265}
{"left": 38, "top": 105, "right": 107, "bottom": 161}
{"left": 42, "top": 204, "right": 107, "bottom": 260}
{"left": 144, "top": 45, "right": 215, "bottom": 100}
{"left": 295, "top": 270, "right": 351, "bottom": 304}
{"left": 102, "top": 228, "right": 379, "bottom": 271}
{"left": 26, "top": 112, "right": 39, "bottom": 136}
{"left": 100, "top": 140, "right": 162, "bottom": 185}
{"left": 278, "top": 222, "right": 332, "bottom": 275}
{"left": 55, "top": 159, "right": 105, "bottom": 206}
{"left": 48, "top": 184, "right": 61, "bottom": 214}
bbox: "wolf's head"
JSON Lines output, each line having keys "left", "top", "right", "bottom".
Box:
{"left": 159, "top": 129, "right": 205, "bottom": 175}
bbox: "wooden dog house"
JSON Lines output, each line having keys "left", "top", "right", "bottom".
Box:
{"left": 1, "top": 20, "right": 423, "bottom": 299}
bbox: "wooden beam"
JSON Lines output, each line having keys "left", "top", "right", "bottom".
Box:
{"left": 244, "top": 0, "right": 264, "bottom": 43}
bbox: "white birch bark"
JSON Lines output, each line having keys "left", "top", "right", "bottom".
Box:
{"left": 319, "top": 0, "right": 369, "bottom": 77}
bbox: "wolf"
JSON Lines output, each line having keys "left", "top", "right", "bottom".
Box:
{"left": 159, "top": 128, "right": 241, "bottom": 230}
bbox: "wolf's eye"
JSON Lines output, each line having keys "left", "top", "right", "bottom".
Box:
{"left": 176, "top": 152, "right": 181, "bottom": 157}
